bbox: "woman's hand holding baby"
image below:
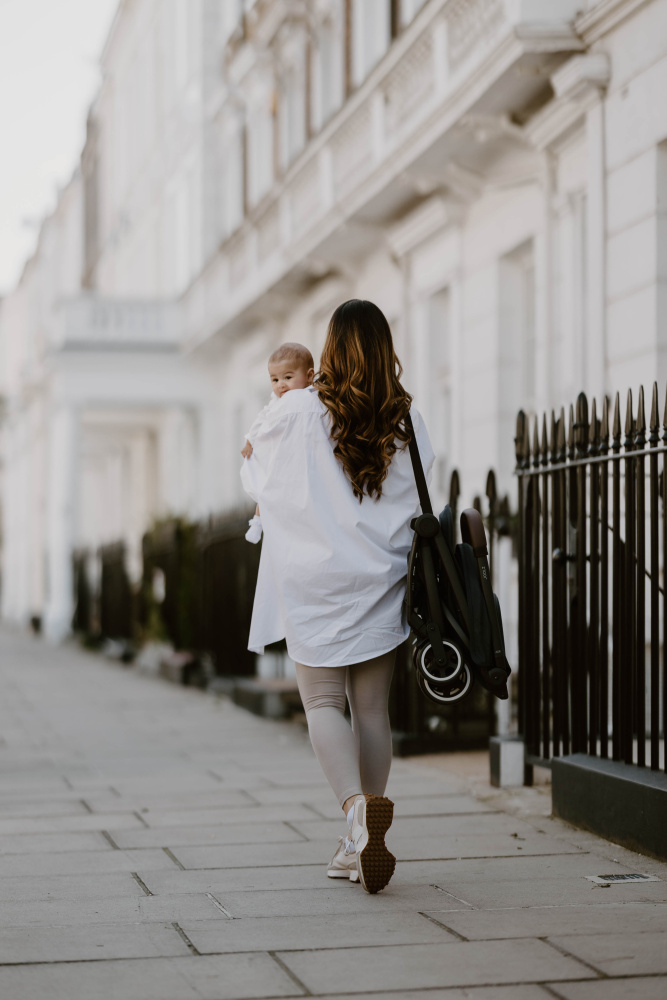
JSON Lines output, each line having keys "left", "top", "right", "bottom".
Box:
{"left": 241, "top": 440, "right": 253, "bottom": 459}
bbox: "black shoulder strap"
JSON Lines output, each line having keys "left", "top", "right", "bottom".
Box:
{"left": 405, "top": 412, "right": 433, "bottom": 516}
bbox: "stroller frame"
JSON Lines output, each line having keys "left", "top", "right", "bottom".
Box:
{"left": 405, "top": 414, "right": 511, "bottom": 704}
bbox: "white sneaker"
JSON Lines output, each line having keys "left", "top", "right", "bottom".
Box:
{"left": 349, "top": 794, "right": 395, "bottom": 894}
{"left": 327, "top": 836, "right": 359, "bottom": 882}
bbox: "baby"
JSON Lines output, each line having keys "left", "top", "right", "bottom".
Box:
{"left": 242, "top": 342, "right": 315, "bottom": 543}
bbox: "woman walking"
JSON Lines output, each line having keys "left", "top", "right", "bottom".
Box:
{"left": 241, "top": 299, "right": 434, "bottom": 893}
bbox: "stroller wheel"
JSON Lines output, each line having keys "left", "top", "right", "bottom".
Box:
{"left": 415, "top": 662, "right": 473, "bottom": 704}
{"left": 416, "top": 640, "right": 462, "bottom": 686}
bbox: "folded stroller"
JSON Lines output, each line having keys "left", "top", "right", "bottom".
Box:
{"left": 405, "top": 414, "right": 511, "bottom": 704}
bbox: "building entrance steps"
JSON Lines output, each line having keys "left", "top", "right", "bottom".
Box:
{"left": 0, "top": 628, "right": 666, "bottom": 998}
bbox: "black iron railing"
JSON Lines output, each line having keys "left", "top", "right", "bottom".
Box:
{"left": 517, "top": 384, "right": 666, "bottom": 777}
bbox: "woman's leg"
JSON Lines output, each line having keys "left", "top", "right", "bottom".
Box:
{"left": 346, "top": 649, "right": 396, "bottom": 798}
{"left": 294, "top": 663, "right": 362, "bottom": 808}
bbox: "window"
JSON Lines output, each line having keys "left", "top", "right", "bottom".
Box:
{"left": 312, "top": 6, "right": 344, "bottom": 130}
{"left": 220, "top": 0, "right": 243, "bottom": 45}
{"left": 401, "top": 0, "right": 427, "bottom": 26}
{"left": 281, "top": 64, "right": 306, "bottom": 168}
{"left": 221, "top": 116, "right": 245, "bottom": 236}
{"left": 352, "top": 0, "right": 391, "bottom": 85}
{"left": 427, "top": 288, "right": 452, "bottom": 496}
{"left": 248, "top": 98, "right": 274, "bottom": 204}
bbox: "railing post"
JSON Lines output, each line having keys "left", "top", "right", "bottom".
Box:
{"left": 599, "top": 397, "right": 610, "bottom": 759}
{"left": 540, "top": 414, "right": 550, "bottom": 763}
{"left": 588, "top": 398, "right": 601, "bottom": 757}
{"left": 648, "top": 383, "right": 660, "bottom": 770}
{"left": 622, "top": 389, "right": 636, "bottom": 764}
{"left": 611, "top": 392, "right": 623, "bottom": 761}
{"left": 572, "top": 392, "right": 589, "bottom": 754}
{"left": 634, "top": 386, "right": 647, "bottom": 767}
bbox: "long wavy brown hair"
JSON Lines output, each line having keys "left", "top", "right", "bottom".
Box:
{"left": 317, "top": 299, "right": 412, "bottom": 501}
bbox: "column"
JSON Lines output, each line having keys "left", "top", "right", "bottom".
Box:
{"left": 585, "top": 96, "right": 607, "bottom": 401}
{"left": 44, "top": 404, "right": 79, "bottom": 641}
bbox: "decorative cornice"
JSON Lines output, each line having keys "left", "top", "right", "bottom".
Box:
{"left": 575, "top": 0, "right": 653, "bottom": 44}
{"left": 386, "top": 195, "right": 464, "bottom": 259}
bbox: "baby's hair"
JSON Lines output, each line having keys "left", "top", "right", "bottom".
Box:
{"left": 269, "top": 342, "right": 314, "bottom": 370}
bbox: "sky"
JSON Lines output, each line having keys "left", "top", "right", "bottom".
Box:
{"left": 0, "top": 0, "right": 119, "bottom": 295}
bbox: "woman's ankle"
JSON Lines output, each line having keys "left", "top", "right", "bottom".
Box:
{"left": 342, "top": 793, "right": 361, "bottom": 818}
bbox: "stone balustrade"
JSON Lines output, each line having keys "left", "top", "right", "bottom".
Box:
{"left": 53, "top": 296, "right": 179, "bottom": 351}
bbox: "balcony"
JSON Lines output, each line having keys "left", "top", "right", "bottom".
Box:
{"left": 184, "top": 0, "right": 585, "bottom": 348}
{"left": 53, "top": 295, "right": 179, "bottom": 352}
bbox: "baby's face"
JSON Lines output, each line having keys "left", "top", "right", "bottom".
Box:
{"left": 269, "top": 360, "right": 314, "bottom": 397}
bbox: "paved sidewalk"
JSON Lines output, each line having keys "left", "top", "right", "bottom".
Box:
{"left": 0, "top": 630, "right": 666, "bottom": 1000}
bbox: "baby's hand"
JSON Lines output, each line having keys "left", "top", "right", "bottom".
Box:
{"left": 241, "top": 440, "right": 253, "bottom": 459}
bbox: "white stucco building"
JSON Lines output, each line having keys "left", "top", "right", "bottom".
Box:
{"left": 1, "top": 0, "right": 667, "bottom": 641}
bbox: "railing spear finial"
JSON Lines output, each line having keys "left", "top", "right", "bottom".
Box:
{"left": 624, "top": 387, "right": 634, "bottom": 450}
{"left": 635, "top": 385, "right": 646, "bottom": 448}
{"left": 515, "top": 410, "right": 526, "bottom": 467}
{"left": 588, "top": 397, "right": 599, "bottom": 456}
{"left": 600, "top": 395, "right": 610, "bottom": 455}
{"left": 575, "top": 391, "right": 589, "bottom": 457}
{"left": 541, "top": 413, "right": 548, "bottom": 466}
{"left": 532, "top": 415, "right": 540, "bottom": 468}
{"left": 649, "top": 382, "right": 659, "bottom": 446}
{"left": 612, "top": 391, "right": 621, "bottom": 451}
{"left": 550, "top": 409, "right": 557, "bottom": 463}
{"left": 557, "top": 406, "right": 566, "bottom": 462}
{"left": 567, "top": 403, "right": 575, "bottom": 461}
{"left": 485, "top": 469, "right": 497, "bottom": 506}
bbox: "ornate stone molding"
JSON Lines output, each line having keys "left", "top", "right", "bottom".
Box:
{"left": 551, "top": 53, "right": 611, "bottom": 103}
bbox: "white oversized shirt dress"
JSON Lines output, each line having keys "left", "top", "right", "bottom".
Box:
{"left": 240, "top": 386, "right": 435, "bottom": 667}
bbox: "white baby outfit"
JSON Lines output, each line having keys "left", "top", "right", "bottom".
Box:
{"left": 243, "top": 393, "right": 279, "bottom": 543}
{"left": 240, "top": 386, "right": 434, "bottom": 667}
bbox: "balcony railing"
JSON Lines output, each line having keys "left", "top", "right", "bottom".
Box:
{"left": 54, "top": 295, "right": 179, "bottom": 351}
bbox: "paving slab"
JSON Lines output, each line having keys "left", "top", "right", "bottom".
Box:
{"left": 291, "top": 811, "right": 524, "bottom": 841}
{"left": 212, "top": 883, "right": 448, "bottom": 917}
{"left": 125, "top": 804, "right": 317, "bottom": 827}
{"left": 0, "top": 847, "right": 179, "bottom": 878}
{"left": 312, "top": 991, "right": 550, "bottom": 1000}
{"left": 0, "top": 892, "right": 228, "bottom": 927}
{"left": 0, "top": 953, "right": 300, "bottom": 1000}
{"left": 83, "top": 790, "right": 257, "bottom": 813}
{"left": 139, "top": 864, "right": 335, "bottom": 895}
{"left": 109, "top": 821, "right": 297, "bottom": 850}
{"left": 427, "top": 874, "right": 667, "bottom": 909}
{"left": 168, "top": 840, "right": 339, "bottom": 870}
{"left": 0, "top": 812, "right": 145, "bottom": 836}
{"left": 549, "top": 932, "right": 667, "bottom": 976}
{"left": 276, "top": 939, "right": 596, "bottom": 993}
{"left": 427, "top": 902, "right": 667, "bottom": 940}
{"left": 180, "top": 909, "right": 455, "bottom": 953}
{"left": 546, "top": 977, "right": 667, "bottom": 1000}
{"left": 0, "top": 798, "right": 91, "bottom": 818}
{"left": 0, "top": 830, "right": 110, "bottom": 854}
{"left": 0, "top": 921, "right": 191, "bottom": 964}
{"left": 0, "top": 871, "right": 145, "bottom": 903}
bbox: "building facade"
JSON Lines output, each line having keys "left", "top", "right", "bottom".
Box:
{"left": 1, "top": 0, "right": 667, "bottom": 642}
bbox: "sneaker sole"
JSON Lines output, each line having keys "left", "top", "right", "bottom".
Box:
{"left": 357, "top": 794, "right": 395, "bottom": 894}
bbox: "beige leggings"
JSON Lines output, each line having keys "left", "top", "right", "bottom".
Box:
{"left": 295, "top": 649, "right": 396, "bottom": 809}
